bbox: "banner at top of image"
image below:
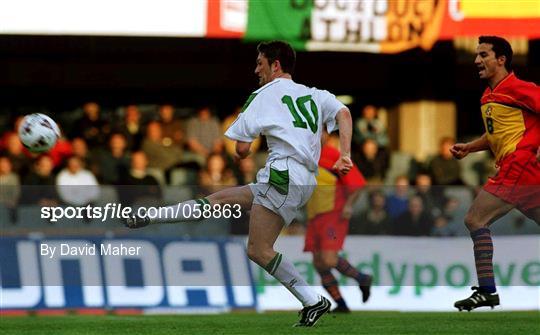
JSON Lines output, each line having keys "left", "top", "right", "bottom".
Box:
{"left": 207, "top": 0, "right": 540, "bottom": 53}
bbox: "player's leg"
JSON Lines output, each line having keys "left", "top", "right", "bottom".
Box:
{"left": 313, "top": 251, "right": 350, "bottom": 312}
{"left": 316, "top": 212, "right": 372, "bottom": 304}
{"left": 125, "top": 185, "right": 253, "bottom": 228}
{"left": 306, "top": 215, "right": 349, "bottom": 312}
{"left": 334, "top": 255, "right": 372, "bottom": 303}
{"left": 247, "top": 204, "right": 329, "bottom": 326}
{"left": 454, "top": 189, "right": 514, "bottom": 311}
{"left": 247, "top": 204, "right": 319, "bottom": 305}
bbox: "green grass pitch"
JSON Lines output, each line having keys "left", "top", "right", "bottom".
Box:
{"left": 1, "top": 311, "right": 538, "bottom": 335}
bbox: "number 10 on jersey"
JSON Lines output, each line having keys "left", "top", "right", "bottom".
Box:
{"left": 282, "top": 95, "right": 319, "bottom": 133}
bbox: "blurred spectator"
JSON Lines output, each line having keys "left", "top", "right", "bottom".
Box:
{"left": 199, "top": 153, "right": 237, "bottom": 194}
{"left": 431, "top": 217, "right": 453, "bottom": 237}
{"left": 97, "top": 133, "right": 130, "bottom": 185}
{"left": 21, "top": 155, "right": 59, "bottom": 205}
{"left": 414, "top": 172, "right": 447, "bottom": 218}
{"left": 2, "top": 132, "right": 31, "bottom": 176}
{"left": 431, "top": 197, "right": 461, "bottom": 237}
{"left": 186, "top": 106, "right": 224, "bottom": 159}
{"left": 354, "top": 138, "right": 389, "bottom": 184}
{"left": 222, "top": 106, "right": 260, "bottom": 158}
{"left": 141, "top": 121, "right": 183, "bottom": 172}
{"left": 71, "top": 102, "right": 110, "bottom": 147}
{"left": 354, "top": 105, "right": 389, "bottom": 148}
{"left": 56, "top": 156, "right": 100, "bottom": 206}
{"left": 119, "top": 151, "right": 161, "bottom": 205}
{"left": 0, "top": 115, "right": 24, "bottom": 151}
{"left": 392, "top": 195, "right": 433, "bottom": 236}
{"left": 158, "top": 104, "right": 185, "bottom": 150}
{"left": 428, "top": 137, "right": 463, "bottom": 185}
{"left": 351, "top": 189, "right": 391, "bottom": 235}
{"left": 236, "top": 156, "right": 257, "bottom": 184}
{"left": 116, "top": 105, "right": 144, "bottom": 151}
{"left": 0, "top": 156, "right": 21, "bottom": 210}
{"left": 71, "top": 137, "right": 98, "bottom": 176}
{"left": 386, "top": 175, "right": 410, "bottom": 218}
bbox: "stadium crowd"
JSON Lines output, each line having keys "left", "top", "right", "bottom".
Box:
{"left": 0, "top": 102, "right": 532, "bottom": 236}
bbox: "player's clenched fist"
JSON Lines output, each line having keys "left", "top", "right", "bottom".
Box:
{"left": 333, "top": 156, "right": 353, "bottom": 175}
{"left": 450, "top": 143, "right": 470, "bottom": 160}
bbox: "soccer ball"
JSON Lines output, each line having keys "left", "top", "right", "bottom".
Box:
{"left": 18, "top": 113, "right": 61, "bottom": 153}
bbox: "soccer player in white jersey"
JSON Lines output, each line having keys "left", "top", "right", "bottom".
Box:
{"left": 126, "top": 41, "right": 353, "bottom": 327}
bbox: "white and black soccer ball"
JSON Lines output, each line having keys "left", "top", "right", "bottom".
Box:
{"left": 18, "top": 113, "right": 61, "bottom": 153}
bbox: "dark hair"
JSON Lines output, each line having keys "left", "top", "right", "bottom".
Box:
{"left": 478, "top": 36, "right": 513, "bottom": 71}
{"left": 257, "top": 41, "right": 296, "bottom": 75}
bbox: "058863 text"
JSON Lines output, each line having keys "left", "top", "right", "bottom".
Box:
{"left": 139, "top": 203, "right": 242, "bottom": 220}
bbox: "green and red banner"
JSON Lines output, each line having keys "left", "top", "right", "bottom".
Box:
{"left": 207, "top": 0, "right": 540, "bottom": 53}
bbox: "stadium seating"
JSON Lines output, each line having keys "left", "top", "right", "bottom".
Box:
{"left": 444, "top": 186, "right": 474, "bottom": 212}
{"left": 0, "top": 204, "right": 12, "bottom": 227}
{"left": 93, "top": 185, "right": 119, "bottom": 206}
{"left": 170, "top": 167, "right": 198, "bottom": 186}
{"left": 146, "top": 167, "right": 167, "bottom": 186}
{"left": 163, "top": 186, "right": 193, "bottom": 205}
{"left": 459, "top": 151, "right": 489, "bottom": 186}
{"left": 16, "top": 205, "right": 48, "bottom": 228}
{"left": 384, "top": 151, "right": 414, "bottom": 185}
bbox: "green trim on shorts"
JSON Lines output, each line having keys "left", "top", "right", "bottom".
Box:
{"left": 269, "top": 168, "right": 289, "bottom": 195}
{"left": 265, "top": 252, "right": 283, "bottom": 275}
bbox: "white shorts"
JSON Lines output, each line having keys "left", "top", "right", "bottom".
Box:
{"left": 249, "top": 157, "right": 316, "bottom": 226}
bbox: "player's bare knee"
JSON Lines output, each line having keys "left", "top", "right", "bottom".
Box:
{"left": 246, "top": 243, "right": 273, "bottom": 266}
{"left": 320, "top": 255, "right": 338, "bottom": 269}
{"left": 464, "top": 211, "right": 486, "bottom": 232}
{"left": 313, "top": 259, "right": 329, "bottom": 272}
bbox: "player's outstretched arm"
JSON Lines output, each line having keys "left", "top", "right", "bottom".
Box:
{"left": 450, "top": 133, "right": 490, "bottom": 160}
{"left": 333, "top": 107, "right": 353, "bottom": 175}
{"left": 536, "top": 146, "right": 540, "bottom": 162}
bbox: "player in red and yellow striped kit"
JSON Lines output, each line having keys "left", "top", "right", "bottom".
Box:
{"left": 304, "top": 133, "right": 372, "bottom": 312}
{"left": 451, "top": 36, "right": 540, "bottom": 312}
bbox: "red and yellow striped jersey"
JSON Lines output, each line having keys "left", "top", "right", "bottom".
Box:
{"left": 307, "top": 145, "right": 365, "bottom": 220}
{"left": 480, "top": 73, "right": 540, "bottom": 163}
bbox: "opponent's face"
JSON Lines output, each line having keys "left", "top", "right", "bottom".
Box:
{"left": 254, "top": 53, "right": 273, "bottom": 86}
{"left": 474, "top": 43, "right": 504, "bottom": 80}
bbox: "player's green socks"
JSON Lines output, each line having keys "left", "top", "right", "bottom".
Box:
{"left": 265, "top": 252, "right": 319, "bottom": 307}
{"left": 147, "top": 198, "right": 210, "bottom": 224}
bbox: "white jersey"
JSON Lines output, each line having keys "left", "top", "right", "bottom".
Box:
{"left": 225, "top": 78, "right": 345, "bottom": 172}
